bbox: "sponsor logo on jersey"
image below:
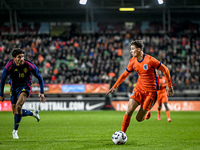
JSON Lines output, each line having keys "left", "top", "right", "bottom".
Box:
{"left": 14, "top": 69, "right": 18, "bottom": 72}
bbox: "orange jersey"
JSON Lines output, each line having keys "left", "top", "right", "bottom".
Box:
{"left": 127, "top": 54, "right": 160, "bottom": 92}
{"left": 157, "top": 76, "right": 168, "bottom": 103}
{"left": 112, "top": 54, "right": 172, "bottom": 92}
{"left": 158, "top": 76, "right": 167, "bottom": 93}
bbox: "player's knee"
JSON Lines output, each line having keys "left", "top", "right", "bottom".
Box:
{"left": 126, "top": 106, "right": 134, "bottom": 116}
{"left": 164, "top": 103, "right": 169, "bottom": 111}
{"left": 165, "top": 107, "right": 169, "bottom": 111}
{"left": 126, "top": 110, "right": 133, "bottom": 116}
{"left": 15, "top": 104, "right": 22, "bottom": 112}
{"left": 136, "top": 116, "right": 143, "bottom": 122}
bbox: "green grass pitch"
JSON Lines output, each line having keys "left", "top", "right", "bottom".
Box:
{"left": 0, "top": 111, "right": 200, "bottom": 150}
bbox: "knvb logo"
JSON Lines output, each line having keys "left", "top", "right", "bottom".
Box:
{"left": 143, "top": 64, "right": 148, "bottom": 70}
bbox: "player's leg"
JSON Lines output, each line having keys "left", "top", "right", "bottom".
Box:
{"left": 157, "top": 99, "right": 162, "bottom": 121}
{"left": 11, "top": 92, "right": 27, "bottom": 139}
{"left": 136, "top": 92, "right": 157, "bottom": 122}
{"left": 22, "top": 109, "right": 40, "bottom": 121}
{"left": 18, "top": 86, "right": 40, "bottom": 121}
{"left": 12, "top": 104, "right": 16, "bottom": 115}
{"left": 11, "top": 91, "right": 20, "bottom": 139}
{"left": 164, "top": 102, "right": 171, "bottom": 122}
{"left": 157, "top": 103, "right": 162, "bottom": 121}
{"left": 136, "top": 107, "right": 148, "bottom": 122}
{"left": 11, "top": 90, "right": 17, "bottom": 115}
{"left": 21, "top": 108, "right": 41, "bottom": 122}
{"left": 14, "top": 92, "right": 28, "bottom": 133}
{"left": 22, "top": 109, "right": 33, "bottom": 116}
{"left": 17, "top": 93, "right": 40, "bottom": 122}
{"left": 121, "top": 98, "right": 139, "bottom": 133}
{"left": 11, "top": 104, "right": 20, "bottom": 139}
{"left": 157, "top": 94, "right": 162, "bottom": 120}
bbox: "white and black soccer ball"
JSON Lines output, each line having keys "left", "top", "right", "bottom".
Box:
{"left": 112, "top": 131, "right": 127, "bottom": 145}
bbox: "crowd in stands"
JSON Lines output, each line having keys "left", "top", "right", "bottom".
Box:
{"left": 0, "top": 34, "right": 123, "bottom": 87}
{"left": 123, "top": 33, "right": 200, "bottom": 92}
{"left": 0, "top": 32, "right": 199, "bottom": 92}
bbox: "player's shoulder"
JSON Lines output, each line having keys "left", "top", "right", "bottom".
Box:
{"left": 128, "top": 57, "right": 137, "bottom": 66}
{"left": 24, "top": 59, "right": 36, "bottom": 69}
{"left": 145, "top": 54, "right": 160, "bottom": 63}
{"left": 145, "top": 54, "right": 155, "bottom": 60}
{"left": 5, "top": 59, "right": 15, "bottom": 69}
{"left": 24, "top": 59, "right": 34, "bottom": 64}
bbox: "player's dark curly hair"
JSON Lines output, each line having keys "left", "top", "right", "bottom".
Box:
{"left": 11, "top": 48, "right": 25, "bottom": 57}
{"left": 131, "top": 40, "right": 144, "bottom": 50}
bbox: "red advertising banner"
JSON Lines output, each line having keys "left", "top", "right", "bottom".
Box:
{"left": 111, "top": 101, "right": 200, "bottom": 111}
{"left": 0, "top": 101, "right": 12, "bottom": 111}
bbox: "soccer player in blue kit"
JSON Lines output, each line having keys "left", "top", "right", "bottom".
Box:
{"left": 0, "top": 48, "right": 46, "bottom": 139}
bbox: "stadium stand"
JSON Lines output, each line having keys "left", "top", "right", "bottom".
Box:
{"left": 0, "top": 34, "right": 122, "bottom": 87}
{"left": 0, "top": 31, "right": 199, "bottom": 94}
{"left": 0, "top": 18, "right": 199, "bottom": 98}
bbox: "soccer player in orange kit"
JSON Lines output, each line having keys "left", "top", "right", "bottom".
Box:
{"left": 157, "top": 70, "right": 172, "bottom": 122}
{"left": 106, "top": 40, "right": 174, "bottom": 133}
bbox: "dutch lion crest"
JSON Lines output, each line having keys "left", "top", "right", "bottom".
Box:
{"left": 143, "top": 64, "right": 148, "bottom": 70}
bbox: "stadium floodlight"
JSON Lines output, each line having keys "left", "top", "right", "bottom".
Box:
{"left": 157, "top": 0, "right": 164, "bottom": 5}
{"left": 119, "top": 8, "right": 135, "bottom": 11}
{"left": 79, "top": 0, "right": 87, "bottom": 5}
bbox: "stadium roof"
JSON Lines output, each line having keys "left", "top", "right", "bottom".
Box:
{"left": 0, "top": 0, "right": 200, "bottom": 22}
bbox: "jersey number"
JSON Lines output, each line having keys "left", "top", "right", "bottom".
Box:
{"left": 19, "top": 73, "right": 25, "bottom": 78}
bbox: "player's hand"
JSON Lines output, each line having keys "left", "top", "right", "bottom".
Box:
{"left": 38, "top": 93, "right": 46, "bottom": 102}
{"left": 106, "top": 88, "right": 116, "bottom": 95}
{"left": 167, "top": 86, "right": 174, "bottom": 97}
{"left": 0, "top": 96, "right": 4, "bottom": 102}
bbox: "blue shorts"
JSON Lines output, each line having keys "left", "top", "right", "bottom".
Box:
{"left": 10, "top": 85, "right": 31, "bottom": 104}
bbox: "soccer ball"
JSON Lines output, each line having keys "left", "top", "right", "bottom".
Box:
{"left": 112, "top": 131, "right": 127, "bottom": 145}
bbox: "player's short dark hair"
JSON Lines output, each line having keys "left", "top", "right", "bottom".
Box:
{"left": 131, "top": 40, "right": 144, "bottom": 50}
{"left": 11, "top": 48, "right": 25, "bottom": 57}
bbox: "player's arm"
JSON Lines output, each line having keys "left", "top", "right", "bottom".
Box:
{"left": 31, "top": 65, "right": 46, "bottom": 102}
{"left": 0, "top": 68, "right": 8, "bottom": 102}
{"left": 106, "top": 70, "right": 131, "bottom": 95}
{"left": 158, "top": 63, "right": 174, "bottom": 96}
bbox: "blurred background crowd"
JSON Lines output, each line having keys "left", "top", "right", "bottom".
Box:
{"left": 0, "top": 31, "right": 199, "bottom": 92}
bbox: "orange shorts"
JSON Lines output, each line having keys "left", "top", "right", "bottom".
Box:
{"left": 157, "top": 92, "right": 168, "bottom": 105}
{"left": 130, "top": 87, "right": 157, "bottom": 111}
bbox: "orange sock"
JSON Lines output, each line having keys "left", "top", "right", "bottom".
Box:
{"left": 144, "top": 111, "right": 151, "bottom": 120}
{"left": 121, "top": 113, "right": 131, "bottom": 133}
{"left": 166, "top": 111, "right": 170, "bottom": 118}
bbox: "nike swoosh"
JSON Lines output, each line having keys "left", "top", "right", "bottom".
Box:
{"left": 85, "top": 102, "right": 105, "bottom": 111}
